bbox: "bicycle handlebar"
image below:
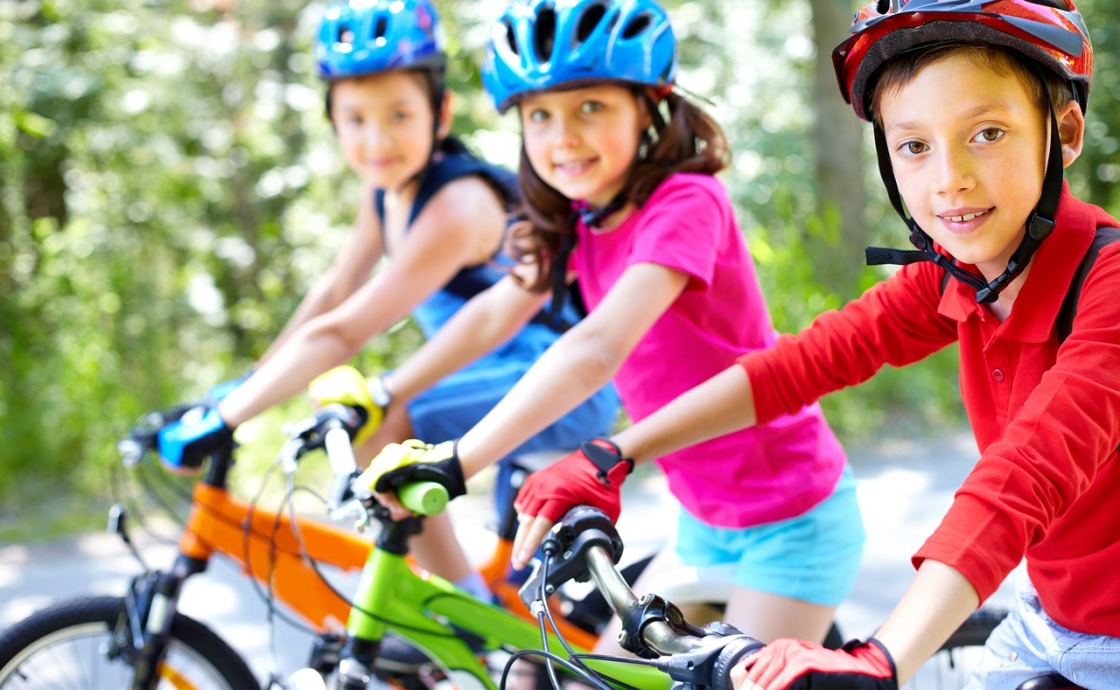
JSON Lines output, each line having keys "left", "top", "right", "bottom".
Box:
{"left": 285, "top": 405, "right": 449, "bottom": 517}
{"left": 120, "top": 402, "right": 449, "bottom": 517}
{"left": 520, "top": 506, "right": 762, "bottom": 690}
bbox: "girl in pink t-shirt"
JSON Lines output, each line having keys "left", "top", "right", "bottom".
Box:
{"left": 357, "top": 0, "right": 864, "bottom": 650}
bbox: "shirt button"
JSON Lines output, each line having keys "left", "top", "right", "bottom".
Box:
{"left": 993, "top": 369, "right": 1005, "bottom": 382}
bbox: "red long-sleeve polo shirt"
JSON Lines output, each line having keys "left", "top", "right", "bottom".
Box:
{"left": 739, "top": 186, "right": 1120, "bottom": 636}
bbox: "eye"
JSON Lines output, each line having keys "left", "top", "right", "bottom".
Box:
{"left": 974, "top": 127, "right": 1005, "bottom": 143}
{"left": 528, "top": 108, "right": 549, "bottom": 123}
{"left": 899, "top": 140, "right": 928, "bottom": 156}
{"left": 580, "top": 100, "right": 604, "bottom": 114}
{"left": 391, "top": 110, "right": 410, "bottom": 122}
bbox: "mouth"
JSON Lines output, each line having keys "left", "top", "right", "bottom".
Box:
{"left": 553, "top": 157, "right": 597, "bottom": 175}
{"left": 941, "top": 209, "right": 990, "bottom": 223}
{"left": 366, "top": 157, "right": 400, "bottom": 169}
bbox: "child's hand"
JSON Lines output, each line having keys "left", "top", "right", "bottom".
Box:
{"left": 512, "top": 438, "right": 632, "bottom": 569}
{"left": 732, "top": 638, "right": 896, "bottom": 690}
{"left": 156, "top": 406, "right": 235, "bottom": 475}
{"left": 356, "top": 440, "right": 465, "bottom": 521}
{"left": 307, "top": 366, "right": 387, "bottom": 445}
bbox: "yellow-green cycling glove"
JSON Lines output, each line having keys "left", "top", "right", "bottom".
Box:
{"left": 355, "top": 439, "right": 466, "bottom": 499}
{"left": 307, "top": 366, "right": 389, "bottom": 446}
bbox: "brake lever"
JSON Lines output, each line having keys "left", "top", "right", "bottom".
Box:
{"left": 653, "top": 631, "right": 762, "bottom": 690}
{"left": 518, "top": 507, "right": 623, "bottom": 610}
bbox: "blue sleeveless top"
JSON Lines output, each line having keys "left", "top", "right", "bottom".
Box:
{"left": 375, "top": 138, "right": 582, "bottom": 338}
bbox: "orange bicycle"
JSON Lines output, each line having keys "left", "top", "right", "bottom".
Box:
{"left": 0, "top": 404, "right": 654, "bottom": 690}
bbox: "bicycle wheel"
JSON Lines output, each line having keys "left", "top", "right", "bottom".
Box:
{"left": 903, "top": 607, "right": 1008, "bottom": 690}
{"left": 0, "top": 595, "right": 259, "bottom": 690}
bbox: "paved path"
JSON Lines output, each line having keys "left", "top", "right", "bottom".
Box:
{"left": 0, "top": 429, "right": 1016, "bottom": 687}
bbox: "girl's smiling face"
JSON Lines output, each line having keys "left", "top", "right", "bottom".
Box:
{"left": 519, "top": 83, "right": 650, "bottom": 209}
{"left": 330, "top": 70, "right": 441, "bottom": 189}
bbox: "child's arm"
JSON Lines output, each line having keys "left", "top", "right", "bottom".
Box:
{"left": 512, "top": 261, "right": 959, "bottom": 565}
{"left": 455, "top": 262, "right": 690, "bottom": 477}
{"left": 614, "top": 364, "right": 756, "bottom": 463}
{"left": 257, "top": 180, "right": 385, "bottom": 367}
{"left": 732, "top": 559, "right": 978, "bottom": 689}
{"left": 218, "top": 176, "right": 508, "bottom": 427}
{"left": 383, "top": 273, "right": 550, "bottom": 403}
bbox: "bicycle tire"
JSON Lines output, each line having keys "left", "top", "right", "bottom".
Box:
{"left": 0, "top": 595, "right": 259, "bottom": 690}
{"left": 904, "top": 607, "right": 1007, "bottom": 690}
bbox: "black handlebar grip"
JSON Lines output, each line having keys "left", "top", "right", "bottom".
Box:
{"left": 712, "top": 636, "right": 764, "bottom": 690}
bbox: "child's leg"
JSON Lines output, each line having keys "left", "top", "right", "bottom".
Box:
{"left": 718, "top": 466, "right": 863, "bottom": 643}
{"left": 965, "top": 574, "right": 1120, "bottom": 690}
{"left": 589, "top": 467, "right": 864, "bottom": 653}
{"left": 723, "top": 586, "right": 835, "bottom": 644}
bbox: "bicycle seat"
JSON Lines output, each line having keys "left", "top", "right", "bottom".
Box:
{"left": 1017, "top": 673, "right": 1082, "bottom": 690}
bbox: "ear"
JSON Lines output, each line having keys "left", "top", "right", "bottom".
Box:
{"left": 437, "top": 89, "right": 454, "bottom": 140}
{"left": 1056, "top": 100, "right": 1084, "bottom": 168}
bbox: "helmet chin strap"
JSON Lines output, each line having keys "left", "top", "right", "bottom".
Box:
{"left": 865, "top": 102, "right": 1064, "bottom": 304}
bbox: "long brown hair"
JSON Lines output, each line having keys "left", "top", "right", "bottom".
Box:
{"left": 510, "top": 88, "right": 730, "bottom": 292}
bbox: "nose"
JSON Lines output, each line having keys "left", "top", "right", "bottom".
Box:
{"left": 362, "top": 122, "right": 390, "bottom": 152}
{"left": 551, "top": 112, "right": 581, "bottom": 150}
{"left": 935, "top": 142, "right": 975, "bottom": 195}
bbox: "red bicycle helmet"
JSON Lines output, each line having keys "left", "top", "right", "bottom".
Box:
{"left": 833, "top": 0, "right": 1092, "bottom": 122}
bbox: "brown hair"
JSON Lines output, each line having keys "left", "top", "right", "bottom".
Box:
{"left": 510, "top": 89, "right": 730, "bottom": 292}
{"left": 868, "top": 42, "right": 1074, "bottom": 126}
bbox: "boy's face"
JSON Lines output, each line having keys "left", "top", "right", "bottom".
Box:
{"left": 878, "top": 54, "right": 1081, "bottom": 281}
{"left": 330, "top": 71, "right": 437, "bottom": 189}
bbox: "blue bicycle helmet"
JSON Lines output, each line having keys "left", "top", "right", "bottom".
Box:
{"left": 315, "top": 0, "right": 446, "bottom": 80}
{"left": 481, "top": 0, "right": 678, "bottom": 113}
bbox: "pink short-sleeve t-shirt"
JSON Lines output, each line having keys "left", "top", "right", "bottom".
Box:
{"left": 570, "top": 173, "right": 847, "bottom": 528}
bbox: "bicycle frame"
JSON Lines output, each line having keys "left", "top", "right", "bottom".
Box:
{"left": 162, "top": 461, "right": 667, "bottom": 689}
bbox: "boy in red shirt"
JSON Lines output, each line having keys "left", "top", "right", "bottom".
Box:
{"left": 511, "top": 0, "right": 1119, "bottom": 687}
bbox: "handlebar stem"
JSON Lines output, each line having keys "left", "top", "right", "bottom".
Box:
{"left": 586, "top": 546, "right": 698, "bottom": 657}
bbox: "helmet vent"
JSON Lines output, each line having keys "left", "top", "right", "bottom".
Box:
{"left": 576, "top": 3, "right": 607, "bottom": 44}
{"left": 621, "top": 12, "right": 651, "bottom": 40}
{"left": 337, "top": 25, "right": 355, "bottom": 47}
{"left": 875, "top": 0, "right": 889, "bottom": 14}
{"left": 373, "top": 16, "right": 389, "bottom": 42}
{"left": 1027, "top": 0, "right": 1072, "bottom": 8}
{"left": 533, "top": 5, "right": 557, "bottom": 63}
{"left": 502, "top": 18, "right": 519, "bottom": 56}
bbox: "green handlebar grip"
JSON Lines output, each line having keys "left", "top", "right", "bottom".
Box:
{"left": 398, "top": 481, "right": 449, "bottom": 516}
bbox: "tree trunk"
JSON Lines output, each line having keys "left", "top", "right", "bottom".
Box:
{"left": 810, "top": 0, "right": 868, "bottom": 298}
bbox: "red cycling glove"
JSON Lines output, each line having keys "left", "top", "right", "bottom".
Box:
{"left": 514, "top": 439, "right": 634, "bottom": 523}
{"left": 740, "top": 638, "right": 896, "bottom": 690}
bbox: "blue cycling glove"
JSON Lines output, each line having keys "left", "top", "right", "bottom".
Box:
{"left": 205, "top": 369, "right": 254, "bottom": 403}
{"left": 157, "top": 406, "right": 235, "bottom": 474}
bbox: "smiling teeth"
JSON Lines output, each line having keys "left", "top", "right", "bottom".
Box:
{"left": 947, "top": 210, "right": 987, "bottom": 222}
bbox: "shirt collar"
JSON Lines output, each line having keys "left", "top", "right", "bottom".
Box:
{"left": 937, "top": 183, "right": 1105, "bottom": 342}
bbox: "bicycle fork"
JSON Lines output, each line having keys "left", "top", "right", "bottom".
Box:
{"left": 106, "top": 504, "right": 208, "bottom": 690}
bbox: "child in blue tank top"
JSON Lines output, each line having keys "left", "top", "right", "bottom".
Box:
{"left": 156, "top": 0, "right": 618, "bottom": 626}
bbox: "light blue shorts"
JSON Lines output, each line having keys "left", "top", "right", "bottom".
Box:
{"left": 673, "top": 466, "right": 864, "bottom": 607}
{"left": 964, "top": 573, "right": 1120, "bottom": 690}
